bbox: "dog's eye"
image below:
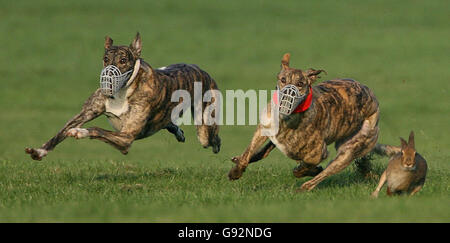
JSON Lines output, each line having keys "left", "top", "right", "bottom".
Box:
{"left": 281, "top": 77, "right": 286, "bottom": 83}
{"left": 103, "top": 57, "right": 109, "bottom": 63}
{"left": 120, "top": 58, "right": 127, "bottom": 64}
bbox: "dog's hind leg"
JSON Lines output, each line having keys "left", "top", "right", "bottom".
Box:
{"left": 66, "top": 103, "right": 150, "bottom": 155}
{"left": 25, "top": 89, "right": 106, "bottom": 160}
{"left": 293, "top": 161, "right": 324, "bottom": 178}
{"left": 294, "top": 143, "right": 327, "bottom": 178}
{"left": 196, "top": 124, "right": 221, "bottom": 153}
{"left": 194, "top": 85, "right": 221, "bottom": 154}
{"left": 354, "top": 154, "right": 375, "bottom": 178}
{"left": 298, "top": 111, "right": 380, "bottom": 191}
{"left": 165, "top": 122, "right": 185, "bottom": 142}
{"left": 373, "top": 144, "right": 401, "bottom": 157}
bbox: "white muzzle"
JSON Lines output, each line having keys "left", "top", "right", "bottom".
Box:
{"left": 99, "top": 59, "right": 141, "bottom": 97}
{"left": 278, "top": 84, "right": 306, "bottom": 116}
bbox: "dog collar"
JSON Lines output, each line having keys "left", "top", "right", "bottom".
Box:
{"left": 125, "top": 59, "right": 141, "bottom": 87}
{"left": 273, "top": 86, "right": 313, "bottom": 114}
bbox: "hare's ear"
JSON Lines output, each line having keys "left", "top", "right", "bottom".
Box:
{"left": 400, "top": 137, "right": 408, "bottom": 150}
{"left": 304, "top": 68, "right": 327, "bottom": 84}
{"left": 281, "top": 53, "right": 290, "bottom": 70}
{"left": 104, "top": 36, "right": 113, "bottom": 50}
{"left": 408, "top": 131, "right": 415, "bottom": 149}
{"left": 130, "top": 32, "right": 142, "bottom": 58}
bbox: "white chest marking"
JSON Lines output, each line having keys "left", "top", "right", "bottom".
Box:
{"left": 105, "top": 88, "right": 129, "bottom": 117}
{"left": 103, "top": 59, "right": 142, "bottom": 131}
{"left": 269, "top": 136, "right": 288, "bottom": 155}
{"left": 105, "top": 86, "right": 132, "bottom": 131}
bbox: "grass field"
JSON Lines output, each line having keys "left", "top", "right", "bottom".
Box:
{"left": 0, "top": 0, "right": 449, "bottom": 222}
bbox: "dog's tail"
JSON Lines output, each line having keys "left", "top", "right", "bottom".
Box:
{"left": 372, "top": 143, "right": 401, "bottom": 157}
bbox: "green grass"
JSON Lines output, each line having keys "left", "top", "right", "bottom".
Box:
{"left": 0, "top": 0, "right": 449, "bottom": 222}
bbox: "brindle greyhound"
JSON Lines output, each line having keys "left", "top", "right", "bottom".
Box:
{"left": 228, "top": 53, "right": 380, "bottom": 191}
{"left": 25, "top": 33, "right": 221, "bottom": 160}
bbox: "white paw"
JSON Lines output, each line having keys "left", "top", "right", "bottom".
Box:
{"left": 66, "top": 128, "right": 89, "bottom": 139}
{"left": 36, "top": 148, "right": 48, "bottom": 157}
{"left": 25, "top": 147, "right": 48, "bottom": 160}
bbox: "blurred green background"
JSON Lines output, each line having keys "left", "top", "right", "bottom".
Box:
{"left": 0, "top": 0, "right": 448, "bottom": 222}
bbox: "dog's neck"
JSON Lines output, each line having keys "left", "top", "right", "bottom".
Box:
{"left": 292, "top": 86, "right": 313, "bottom": 113}
{"left": 104, "top": 59, "right": 144, "bottom": 119}
{"left": 280, "top": 101, "right": 316, "bottom": 127}
{"left": 273, "top": 86, "right": 313, "bottom": 114}
{"left": 273, "top": 86, "right": 315, "bottom": 125}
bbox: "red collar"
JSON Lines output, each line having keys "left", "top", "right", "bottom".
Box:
{"left": 273, "top": 86, "right": 313, "bottom": 113}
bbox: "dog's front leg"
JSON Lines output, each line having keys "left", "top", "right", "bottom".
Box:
{"left": 68, "top": 127, "right": 135, "bottom": 154}
{"left": 25, "top": 89, "right": 106, "bottom": 160}
{"left": 231, "top": 141, "right": 275, "bottom": 164}
{"left": 228, "top": 125, "right": 268, "bottom": 180}
{"left": 66, "top": 105, "right": 149, "bottom": 154}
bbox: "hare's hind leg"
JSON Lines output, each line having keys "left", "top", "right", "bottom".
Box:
{"left": 299, "top": 111, "right": 380, "bottom": 192}
{"left": 409, "top": 185, "right": 423, "bottom": 196}
{"left": 409, "top": 179, "right": 425, "bottom": 196}
{"left": 386, "top": 187, "right": 393, "bottom": 196}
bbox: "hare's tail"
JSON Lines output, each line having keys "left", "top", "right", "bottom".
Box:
{"left": 372, "top": 144, "right": 401, "bottom": 157}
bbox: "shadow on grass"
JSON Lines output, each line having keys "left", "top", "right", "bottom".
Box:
{"left": 93, "top": 168, "right": 179, "bottom": 182}
{"left": 294, "top": 160, "right": 387, "bottom": 190}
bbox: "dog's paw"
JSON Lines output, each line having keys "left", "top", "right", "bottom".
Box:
{"left": 212, "top": 137, "right": 221, "bottom": 154}
{"left": 228, "top": 166, "right": 244, "bottom": 180}
{"left": 293, "top": 165, "right": 323, "bottom": 178}
{"left": 297, "top": 180, "right": 317, "bottom": 192}
{"left": 175, "top": 129, "right": 185, "bottom": 143}
{"left": 25, "top": 147, "right": 47, "bottom": 161}
{"left": 212, "top": 144, "right": 220, "bottom": 154}
{"left": 231, "top": 156, "right": 240, "bottom": 164}
{"left": 66, "top": 128, "right": 89, "bottom": 139}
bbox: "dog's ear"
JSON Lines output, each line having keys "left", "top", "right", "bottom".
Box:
{"left": 281, "top": 53, "right": 290, "bottom": 70}
{"left": 130, "top": 32, "right": 142, "bottom": 58}
{"left": 304, "top": 68, "right": 326, "bottom": 84}
{"left": 104, "top": 36, "right": 113, "bottom": 50}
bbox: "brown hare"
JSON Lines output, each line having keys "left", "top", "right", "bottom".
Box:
{"left": 372, "top": 131, "right": 427, "bottom": 197}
